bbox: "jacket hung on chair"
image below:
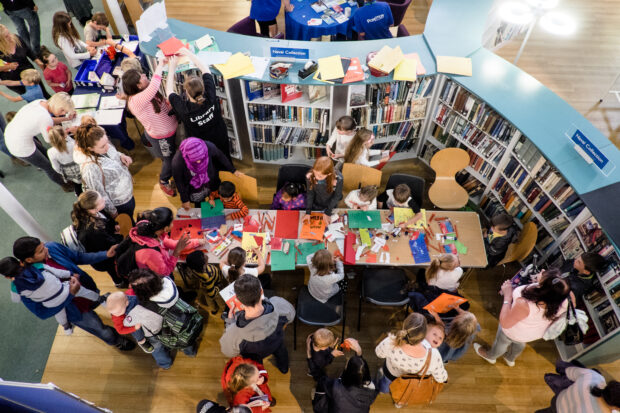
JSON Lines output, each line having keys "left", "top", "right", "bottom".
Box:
{"left": 325, "top": 378, "right": 378, "bottom": 413}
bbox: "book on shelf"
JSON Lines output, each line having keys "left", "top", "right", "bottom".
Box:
{"left": 308, "top": 85, "right": 328, "bottom": 103}
{"left": 349, "top": 84, "right": 367, "bottom": 107}
{"left": 246, "top": 81, "right": 264, "bottom": 101}
{"left": 456, "top": 170, "right": 485, "bottom": 198}
{"left": 364, "top": 78, "right": 435, "bottom": 108}
{"left": 281, "top": 84, "right": 303, "bottom": 103}
{"left": 262, "top": 83, "right": 280, "bottom": 99}
{"left": 560, "top": 235, "right": 584, "bottom": 260}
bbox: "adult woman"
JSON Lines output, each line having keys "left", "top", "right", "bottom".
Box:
{"left": 4, "top": 92, "right": 75, "bottom": 189}
{"left": 474, "top": 268, "right": 572, "bottom": 366}
{"left": 128, "top": 207, "right": 203, "bottom": 277}
{"left": 304, "top": 156, "right": 343, "bottom": 221}
{"left": 323, "top": 339, "right": 378, "bottom": 413}
{"left": 172, "top": 137, "right": 240, "bottom": 211}
{"left": 343, "top": 128, "right": 389, "bottom": 167}
{"left": 123, "top": 55, "right": 178, "bottom": 196}
{"left": 0, "top": 24, "right": 44, "bottom": 96}
{"left": 52, "top": 11, "right": 96, "bottom": 69}
{"left": 375, "top": 313, "right": 448, "bottom": 402}
{"left": 71, "top": 190, "right": 124, "bottom": 286}
{"left": 73, "top": 122, "right": 135, "bottom": 218}
{"left": 166, "top": 49, "right": 231, "bottom": 160}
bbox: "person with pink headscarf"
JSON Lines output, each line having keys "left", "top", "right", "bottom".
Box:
{"left": 171, "top": 137, "right": 241, "bottom": 211}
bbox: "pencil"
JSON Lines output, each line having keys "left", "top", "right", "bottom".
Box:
{"left": 429, "top": 213, "right": 435, "bottom": 223}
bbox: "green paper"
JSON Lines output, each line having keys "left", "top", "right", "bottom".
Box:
{"left": 270, "top": 239, "right": 296, "bottom": 271}
{"left": 454, "top": 240, "right": 468, "bottom": 254}
{"left": 359, "top": 229, "right": 371, "bottom": 246}
{"left": 296, "top": 242, "right": 326, "bottom": 264}
{"left": 347, "top": 210, "right": 382, "bottom": 229}
{"left": 201, "top": 199, "right": 224, "bottom": 218}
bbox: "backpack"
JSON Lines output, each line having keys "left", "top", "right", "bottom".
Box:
{"left": 114, "top": 236, "right": 156, "bottom": 281}
{"left": 143, "top": 298, "right": 203, "bottom": 349}
{"left": 60, "top": 225, "right": 86, "bottom": 253}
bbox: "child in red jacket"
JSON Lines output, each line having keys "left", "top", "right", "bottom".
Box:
{"left": 106, "top": 291, "right": 154, "bottom": 353}
{"left": 222, "top": 356, "right": 274, "bottom": 412}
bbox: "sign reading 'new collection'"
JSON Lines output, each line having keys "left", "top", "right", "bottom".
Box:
{"left": 270, "top": 47, "right": 310, "bottom": 60}
{"left": 571, "top": 129, "right": 609, "bottom": 170}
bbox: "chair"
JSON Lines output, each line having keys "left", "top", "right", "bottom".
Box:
{"left": 227, "top": 17, "right": 260, "bottom": 36}
{"left": 383, "top": 0, "right": 412, "bottom": 27}
{"left": 428, "top": 148, "right": 470, "bottom": 209}
{"left": 396, "top": 24, "right": 410, "bottom": 37}
{"left": 342, "top": 163, "right": 382, "bottom": 195}
{"left": 116, "top": 213, "right": 133, "bottom": 237}
{"left": 498, "top": 221, "right": 538, "bottom": 266}
{"left": 276, "top": 164, "right": 311, "bottom": 192}
{"left": 384, "top": 173, "right": 425, "bottom": 209}
{"left": 293, "top": 281, "right": 347, "bottom": 350}
{"left": 218, "top": 171, "right": 258, "bottom": 203}
{"left": 358, "top": 268, "right": 409, "bottom": 331}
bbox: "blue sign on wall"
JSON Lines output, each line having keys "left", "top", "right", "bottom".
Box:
{"left": 270, "top": 47, "right": 309, "bottom": 60}
{"left": 571, "top": 129, "right": 609, "bottom": 170}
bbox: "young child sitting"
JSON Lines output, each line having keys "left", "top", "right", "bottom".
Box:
{"left": 484, "top": 212, "right": 519, "bottom": 267}
{"left": 345, "top": 185, "right": 378, "bottom": 210}
{"left": 105, "top": 291, "right": 154, "bottom": 353}
{"left": 377, "top": 183, "right": 423, "bottom": 226}
{"left": 40, "top": 46, "right": 73, "bottom": 94}
{"left": 270, "top": 182, "right": 306, "bottom": 210}
{"left": 428, "top": 307, "right": 479, "bottom": 363}
{"left": 182, "top": 250, "right": 226, "bottom": 315}
{"left": 307, "top": 249, "right": 344, "bottom": 304}
{"left": 305, "top": 328, "right": 344, "bottom": 381}
{"left": 220, "top": 247, "right": 266, "bottom": 283}
{"left": 210, "top": 181, "right": 249, "bottom": 221}
{"left": 0, "top": 69, "right": 45, "bottom": 103}
{"left": 426, "top": 253, "right": 463, "bottom": 292}
{"left": 47, "top": 126, "right": 82, "bottom": 196}
{"left": 325, "top": 115, "right": 357, "bottom": 162}
{"left": 0, "top": 256, "right": 101, "bottom": 335}
{"left": 222, "top": 357, "right": 273, "bottom": 413}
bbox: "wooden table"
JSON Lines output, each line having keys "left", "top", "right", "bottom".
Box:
{"left": 176, "top": 209, "right": 488, "bottom": 268}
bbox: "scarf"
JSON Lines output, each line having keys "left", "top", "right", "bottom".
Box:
{"left": 179, "top": 137, "right": 210, "bottom": 189}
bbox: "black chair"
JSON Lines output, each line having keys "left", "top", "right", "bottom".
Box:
{"left": 276, "top": 164, "right": 311, "bottom": 192}
{"left": 384, "top": 173, "right": 425, "bottom": 208}
{"left": 293, "top": 280, "right": 347, "bottom": 350}
{"left": 358, "top": 268, "right": 409, "bottom": 331}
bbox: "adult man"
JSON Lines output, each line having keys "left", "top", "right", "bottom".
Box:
{"left": 0, "top": 0, "right": 40, "bottom": 53}
{"left": 353, "top": 0, "right": 394, "bottom": 40}
{"left": 11, "top": 236, "right": 134, "bottom": 351}
{"left": 219, "top": 274, "right": 295, "bottom": 373}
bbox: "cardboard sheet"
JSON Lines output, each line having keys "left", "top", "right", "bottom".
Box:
{"left": 317, "top": 55, "right": 345, "bottom": 80}
{"left": 436, "top": 56, "right": 473, "bottom": 76}
{"left": 201, "top": 199, "right": 224, "bottom": 217}
{"left": 296, "top": 242, "right": 326, "bottom": 264}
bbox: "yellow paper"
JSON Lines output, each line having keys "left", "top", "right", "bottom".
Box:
{"left": 241, "top": 232, "right": 266, "bottom": 264}
{"left": 359, "top": 228, "right": 371, "bottom": 246}
{"left": 195, "top": 34, "right": 213, "bottom": 50}
{"left": 393, "top": 58, "right": 417, "bottom": 82}
{"left": 394, "top": 208, "right": 427, "bottom": 229}
{"left": 313, "top": 69, "right": 334, "bottom": 84}
{"left": 368, "top": 45, "right": 404, "bottom": 74}
{"left": 214, "top": 52, "right": 255, "bottom": 79}
{"left": 317, "top": 55, "right": 344, "bottom": 80}
{"left": 436, "top": 56, "right": 472, "bottom": 76}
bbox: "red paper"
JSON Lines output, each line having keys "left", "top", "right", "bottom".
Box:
{"left": 365, "top": 252, "right": 377, "bottom": 263}
{"left": 343, "top": 57, "right": 364, "bottom": 84}
{"left": 253, "top": 235, "right": 264, "bottom": 247}
{"left": 300, "top": 213, "right": 326, "bottom": 241}
{"left": 274, "top": 210, "right": 300, "bottom": 239}
{"left": 270, "top": 237, "right": 283, "bottom": 251}
{"left": 157, "top": 37, "right": 189, "bottom": 56}
{"left": 170, "top": 219, "right": 203, "bottom": 240}
{"left": 243, "top": 215, "right": 260, "bottom": 232}
{"left": 344, "top": 231, "right": 356, "bottom": 265}
{"left": 375, "top": 151, "right": 396, "bottom": 170}
{"left": 423, "top": 293, "right": 467, "bottom": 313}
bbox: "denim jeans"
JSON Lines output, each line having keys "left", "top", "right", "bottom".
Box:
{"left": 18, "top": 139, "right": 65, "bottom": 187}
{"left": 5, "top": 7, "right": 40, "bottom": 53}
{"left": 115, "top": 197, "right": 136, "bottom": 223}
{"left": 147, "top": 336, "right": 173, "bottom": 369}
{"left": 73, "top": 310, "right": 121, "bottom": 346}
{"left": 0, "top": 131, "right": 11, "bottom": 158}
{"left": 144, "top": 133, "right": 176, "bottom": 183}
{"left": 486, "top": 326, "right": 527, "bottom": 362}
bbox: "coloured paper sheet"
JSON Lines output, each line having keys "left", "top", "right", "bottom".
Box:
{"left": 347, "top": 210, "right": 382, "bottom": 229}
{"left": 423, "top": 293, "right": 468, "bottom": 313}
{"left": 170, "top": 219, "right": 204, "bottom": 240}
{"left": 270, "top": 239, "right": 296, "bottom": 271}
{"left": 436, "top": 56, "right": 472, "bottom": 76}
{"left": 274, "top": 210, "right": 300, "bottom": 239}
{"left": 317, "top": 55, "right": 344, "bottom": 80}
{"left": 296, "top": 242, "right": 326, "bottom": 264}
{"left": 394, "top": 208, "right": 426, "bottom": 229}
{"left": 201, "top": 199, "right": 224, "bottom": 217}
{"left": 300, "top": 213, "right": 326, "bottom": 241}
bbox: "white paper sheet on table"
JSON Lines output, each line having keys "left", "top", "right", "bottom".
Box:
{"left": 95, "top": 109, "right": 124, "bottom": 126}
{"left": 245, "top": 56, "right": 270, "bottom": 79}
{"left": 197, "top": 51, "right": 233, "bottom": 66}
{"left": 336, "top": 238, "right": 345, "bottom": 254}
{"left": 122, "top": 41, "right": 139, "bottom": 53}
{"left": 99, "top": 95, "right": 126, "bottom": 110}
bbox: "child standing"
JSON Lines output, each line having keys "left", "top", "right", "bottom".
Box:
{"left": 345, "top": 185, "right": 378, "bottom": 210}
{"left": 40, "top": 46, "right": 73, "bottom": 94}
{"left": 0, "top": 69, "right": 44, "bottom": 103}
{"left": 305, "top": 328, "right": 344, "bottom": 381}
{"left": 52, "top": 11, "right": 96, "bottom": 69}
{"left": 326, "top": 115, "right": 357, "bottom": 162}
{"left": 209, "top": 181, "right": 249, "bottom": 221}
{"left": 426, "top": 254, "right": 463, "bottom": 292}
{"left": 105, "top": 291, "right": 155, "bottom": 353}
{"left": 47, "top": 126, "right": 82, "bottom": 196}
{"left": 484, "top": 213, "right": 519, "bottom": 267}
{"left": 377, "top": 183, "right": 423, "bottom": 226}
{"left": 307, "top": 249, "right": 344, "bottom": 304}
{"left": 222, "top": 357, "right": 274, "bottom": 412}
{"left": 343, "top": 128, "right": 389, "bottom": 167}
{"left": 271, "top": 182, "right": 306, "bottom": 210}
{"left": 305, "top": 156, "right": 343, "bottom": 220}
{"left": 183, "top": 250, "right": 226, "bottom": 315}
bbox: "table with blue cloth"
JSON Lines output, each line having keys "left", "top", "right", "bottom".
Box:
{"left": 285, "top": 0, "right": 359, "bottom": 40}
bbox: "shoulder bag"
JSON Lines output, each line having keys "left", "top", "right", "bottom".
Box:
{"left": 389, "top": 349, "right": 445, "bottom": 406}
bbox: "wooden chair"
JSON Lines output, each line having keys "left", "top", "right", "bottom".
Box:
{"left": 218, "top": 171, "right": 259, "bottom": 204}
{"left": 498, "top": 221, "right": 538, "bottom": 266}
{"left": 116, "top": 213, "right": 133, "bottom": 237}
{"left": 428, "top": 148, "right": 470, "bottom": 209}
{"left": 341, "top": 163, "right": 382, "bottom": 195}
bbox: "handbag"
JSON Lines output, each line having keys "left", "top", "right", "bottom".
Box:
{"left": 389, "top": 349, "right": 444, "bottom": 406}
{"left": 543, "top": 298, "right": 588, "bottom": 342}
{"left": 60, "top": 224, "right": 86, "bottom": 253}
{"left": 559, "top": 299, "right": 586, "bottom": 345}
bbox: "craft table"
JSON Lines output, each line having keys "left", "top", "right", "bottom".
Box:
{"left": 285, "top": 0, "right": 358, "bottom": 40}
{"left": 175, "top": 208, "right": 487, "bottom": 268}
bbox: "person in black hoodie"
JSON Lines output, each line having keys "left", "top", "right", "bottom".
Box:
{"left": 561, "top": 252, "right": 607, "bottom": 299}
{"left": 484, "top": 213, "right": 519, "bottom": 267}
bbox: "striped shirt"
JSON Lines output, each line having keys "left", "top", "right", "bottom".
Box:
{"left": 189, "top": 264, "right": 224, "bottom": 299}
{"left": 210, "top": 191, "right": 249, "bottom": 220}
{"left": 127, "top": 73, "right": 178, "bottom": 139}
{"left": 556, "top": 367, "right": 606, "bottom": 413}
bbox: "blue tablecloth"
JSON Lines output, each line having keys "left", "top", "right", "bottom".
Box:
{"left": 285, "top": 0, "right": 358, "bottom": 40}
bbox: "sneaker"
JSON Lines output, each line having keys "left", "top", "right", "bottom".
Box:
{"left": 63, "top": 325, "right": 74, "bottom": 335}
{"left": 503, "top": 357, "right": 515, "bottom": 367}
{"left": 159, "top": 181, "right": 176, "bottom": 197}
{"left": 116, "top": 338, "right": 136, "bottom": 351}
{"left": 61, "top": 182, "right": 74, "bottom": 193}
{"left": 474, "top": 343, "right": 496, "bottom": 364}
{"left": 269, "top": 397, "right": 276, "bottom": 407}
{"left": 11, "top": 157, "right": 30, "bottom": 167}
{"left": 99, "top": 292, "right": 111, "bottom": 306}
{"left": 138, "top": 341, "right": 155, "bottom": 354}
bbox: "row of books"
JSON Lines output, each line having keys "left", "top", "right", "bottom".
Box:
{"left": 559, "top": 236, "right": 585, "bottom": 260}
{"left": 252, "top": 143, "right": 290, "bottom": 161}
{"left": 247, "top": 104, "right": 330, "bottom": 128}
{"left": 419, "top": 142, "right": 439, "bottom": 165}
{"left": 370, "top": 136, "right": 416, "bottom": 153}
{"left": 536, "top": 222, "right": 555, "bottom": 253}
{"left": 246, "top": 81, "right": 329, "bottom": 104}
{"left": 467, "top": 150, "right": 495, "bottom": 180}
{"left": 349, "top": 78, "right": 435, "bottom": 108}
{"left": 456, "top": 170, "right": 485, "bottom": 199}
{"left": 371, "top": 120, "right": 422, "bottom": 141}
{"left": 578, "top": 215, "right": 617, "bottom": 258}
{"left": 490, "top": 179, "right": 533, "bottom": 223}
{"left": 250, "top": 124, "right": 329, "bottom": 146}
{"left": 364, "top": 99, "right": 427, "bottom": 124}
{"left": 513, "top": 137, "right": 547, "bottom": 172}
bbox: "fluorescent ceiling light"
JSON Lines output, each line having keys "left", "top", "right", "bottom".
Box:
{"left": 499, "top": 1, "right": 534, "bottom": 25}
{"left": 525, "top": 0, "right": 559, "bottom": 10}
{"left": 539, "top": 11, "right": 576, "bottom": 35}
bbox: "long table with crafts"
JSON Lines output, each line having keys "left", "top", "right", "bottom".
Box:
{"left": 172, "top": 204, "right": 487, "bottom": 269}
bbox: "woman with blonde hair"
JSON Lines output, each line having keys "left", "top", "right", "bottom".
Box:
{"left": 343, "top": 128, "right": 389, "bottom": 167}
{"left": 0, "top": 24, "right": 45, "bottom": 96}
{"left": 47, "top": 126, "right": 82, "bottom": 195}
{"left": 52, "top": 11, "right": 96, "bottom": 68}
{"left": 426, "top": 253, "right": 463, "bottom": 292}
{"left": 427, "top": 306, "right": 480, "bottom": 363}
{"left": 304, "top": 156, "right": 343, "bottom": 221}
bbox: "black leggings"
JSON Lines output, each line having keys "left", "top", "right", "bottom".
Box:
{"left": 257, "top": 19, "right": 277, "bottom": 36}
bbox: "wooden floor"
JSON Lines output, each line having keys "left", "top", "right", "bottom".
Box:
{"left": 40, "top": 1, "right": 620, "bottom": 412}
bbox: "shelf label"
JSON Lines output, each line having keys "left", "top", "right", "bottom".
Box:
{"left": 571, "top": 129, "right": 608, "bottom": 170}
{"left": 270, "top": 47, "right": 309, "bottom": 60}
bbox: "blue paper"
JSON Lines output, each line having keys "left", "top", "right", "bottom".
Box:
{"left": 409, "top": 235, "right": 431, "bottom": 264}
{"left": 201, "top": 215, "right": 226, "bottom": 229}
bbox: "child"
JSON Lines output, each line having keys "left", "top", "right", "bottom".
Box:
{"left": 83, "top": 12, "right": 136, "bottom": 57}
{"left": 344, "top": 185, "right": 378, "bottom": 210}
{"left": 40, "top": 46, "right": 73, "bottom": 94}
{"left": 105, "top": 291, "right": 155, "bottom": 353}
{"left": 377, "top": 183, "right": 423, "bottom": 226}
{"left": 423, "top": 314, "right": 446, "bottom": 349}
{"left": 426, "top": 253, "right": 463, "bottom": 292}
{"left": 563, "top": 251, "right": 608, "bottom": 299}
{"left": 222, "top": 357, "right": 273, "bottom": 413}
{"left": 305, "top": 328, "right": 344, "bottom": 381}
{"left": 428, "top": 308, "right": 479, "bottom": 363}
{"left": 343, "top": 128, "right": 389, "bottom": 167}
{"left": 183, "top": 250, "right": 226, "bottom": 315}
{"left": 271, "top": 182, "right": 306, "bottom": 210}
{"left": 484, "top": 213, "right": 519, "bottom": 267}
{"left": 0, "top": 69, "right": 44, "bottom": 103}
{"left": 0, "top": 256, "right": 100, "bottom": 335}
{"left": 47, "top": 126, "right": 82, "bottom": 196}
{"left": 220, "top": 247, "right": 266, "bottom": 283}
{"left": 209, "top": 181, "right": 249, "bottom": 221}
{"left": 52, "top": 11, "right": 96, "bottom": 68}
{"left": 307, "top": 249, "right": 344, "bottom": 304}
{"left": 305, "top": 156, "right": 343, "bottom": 219}
{"left": 326, "top": 115, "right": 357, "bottom": 161}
